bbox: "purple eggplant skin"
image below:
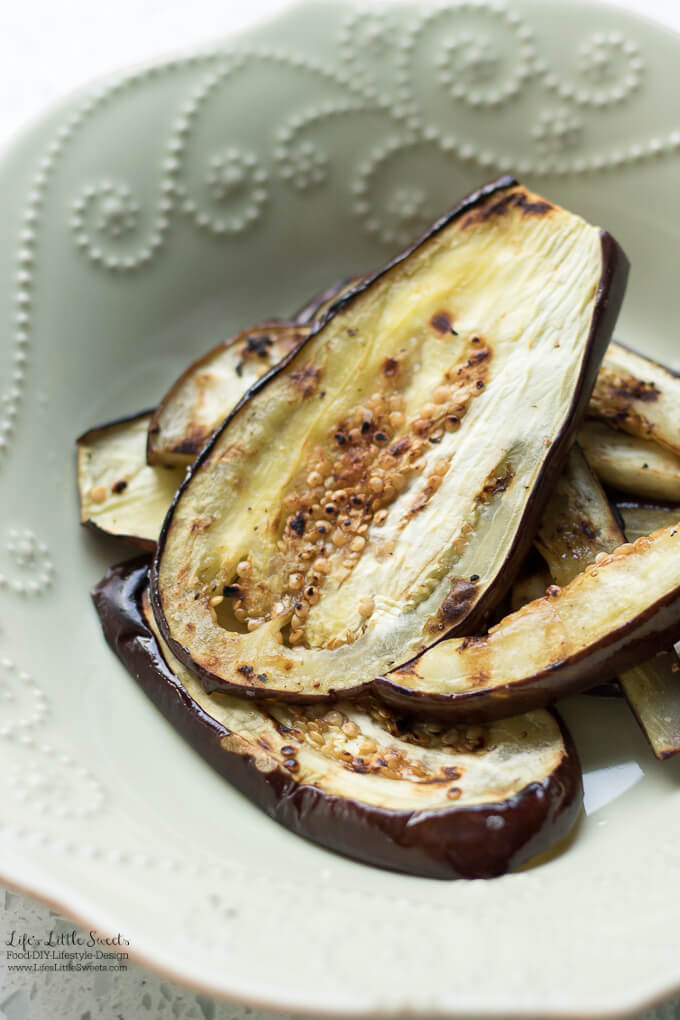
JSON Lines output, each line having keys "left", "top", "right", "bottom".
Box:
{"left": 586, "top": 680, "right": 623, "bottom": 699}
{"left": 94, "top": 557, "right": 583, "bottom": 880}
{"left": 376, "top": 583, "right": 680, "bottom": 723}
{"left": 150, "top": 177, "right": 630, "bottom": 701}
{"left": 292, "top": 274, "right": 365, "bottom": 325}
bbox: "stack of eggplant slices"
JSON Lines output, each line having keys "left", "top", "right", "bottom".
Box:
{"left": 79, "top": 177, "right": 680, "bottom": 880}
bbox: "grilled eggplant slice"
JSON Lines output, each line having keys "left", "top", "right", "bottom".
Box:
{"left": 620, "top": 651, "right": 680, "bottom": 760}
{"left": 617, "top": 502, "right": 678, "bottom": 542}
{"left": 589, "top": 342, "right": 680, "bottom": 455}
{"left": 510, "top": 565, "right": 552, "bottom": 613}
{"left": 378, "top": 520, "right": 680, "bottom": 721}
{"left": 534, "top": 445, "right": 623, "bottom": 587}
{"left": 579, "top": 421, "right": 680, "bottom": 501}
{"left": 147, "top": 322, "right": 309, "bottom": 467}
{"left": 77, "top": 412, "right": 184, "bottom": 549}
{"left": 293, "top": 275, "right": 364, "bottom": 325}
{"left": 94, "top": 558, "right": 583, "bottom": 879}
{"left": 611, "top": 503, "right": 680, "bottom": 757}
{"left": 532, "top": 446, "right": 680, "bottom": 758}
{"left": 153, "top": 178, "right": 628, "bottom": 701}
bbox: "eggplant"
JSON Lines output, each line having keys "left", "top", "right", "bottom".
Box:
{"left": 617, "top": 502, "right": 678, "bottom": 542}
{"left": 93, "top": 557, "right": 583, "bottom": 879}
{"left": 510, "top": 565, "right": 552, "bottom": 613}
{"left": 293, "top": 275, "right": 364, "bottom": 326}
{"left": 378, "top": 519, "right": 680, "bottom": 721}
{"left": 579, "top": 421, "right": 680, "bottom": 501}
{"left": 532, "top": 446, "right": 680, "bottom": 757}
{"left": 588, "top": 341, "right": 680, "bottom": 455}
{"left": 534, "top": 445, "right": 624, "bottom": 587}
{"left": 142, "top": 331, "right": 680, "bottom": 475}
{"left": 152, "top": 178, "right": 628, "bottom": 702}
{"left": 512, "top": 514, "right": 621, "bottom": 700}
{"left": 146, "top": 322, "right": 309, "bottom": 467}
{"left": 76, "top": 412, "right": 184, "bottom": 549}
{"left": 619, "top": 651, "right": 680, "bottom": 760}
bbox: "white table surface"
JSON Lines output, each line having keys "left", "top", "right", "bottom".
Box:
{"left": 1, "top": 1, "right": 679, "bottom": 1018}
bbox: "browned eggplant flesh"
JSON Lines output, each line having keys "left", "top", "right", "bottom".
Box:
{"left": 588, "top": 341, "right": 680, "bottom": 455}
{"left": 151, "top": 178, "right": 627, "bottom": 701}
{"left": 379, "top": 521, "right": 680, "bottom": 721}
{"left": 77, "top": 412, "right": 185, "bottom": 549}
{"left": 82, "top": 177, "right": 680, "bottom": 881}
{"left": 147, "top": 322, "right": 309, "bottom": 467}
{"left": 93, "top": 558, "right": 583, "bottom": 879}
{"left": 532, "top": 445, "right": 680, "bottom": 758}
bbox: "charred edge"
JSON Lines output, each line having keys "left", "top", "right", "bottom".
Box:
{"left": 377, "top": 567, "right": 680, "bottom": 723}
{"left": 461, "top": 189, "right": 555, "bottom": 229}
{"left": 94, "top": 558, "right": 583, "bottom": 879}
{"left": 241, "top": 333, "right": 273, "bottom": 358}
{"left": 145, "top": 322, "right": 309, "bottom": 463}
{"left": 291, "top": 274, "right": 365, "bottom": 325}
{"left": 412, "top": 227, "right": 628, "bottom": 648}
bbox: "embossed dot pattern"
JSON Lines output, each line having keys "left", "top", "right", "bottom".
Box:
{"left": 0, "top": 528, "right": 54, "bottom": 596}
{"left": 6, "top": 745, "right": 105, "bottom": 821}
{"left": 0, "top": 657, "right": 48, "bottom": 738}
{"left": 0, "top": 3, "right": 678, "bottom": 477}
{"left": 0, "top": 7, "right": 680, "bottom": 1014}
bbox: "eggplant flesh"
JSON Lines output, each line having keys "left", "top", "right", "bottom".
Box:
{"left": 378, "top": 521, "right": 680, "bottom": 721}
{"left": 510, "top": 565, "right": 552, "bottom": 613}
{"left": 146, "top": 322, "right": 309, "bottom": 467}
{"left": 617, "top": 502, "right": 678, "bottom": 543}
{"left": 589, "top": 341, "right": 680, "bottom": 455}
{"left": 153, "top": 178, "right": 626, "bottom": 701}
{"left": 77, "top": 412, "right": 184, "bottom": 549}
{"left": 93, "top": 558, "right": 583, "bottom": 880}
{"left": 612, "top": 504, "right": 680, "bottom": 759}
{"left": 579, "top": 421, "right": 680, "bottom": 502}
{"left": 534, "top": 445, "right": 624, "bottom": 588}
{"left": 293, "top": 275, "right": 365, "bottom": 326}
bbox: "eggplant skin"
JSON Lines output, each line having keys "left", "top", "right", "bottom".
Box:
{"left": 76, "top": 409, "right": 184, "bottom": 550}
{"left": 94, "top": 558, "right": 583, "bottom": 880}
{"left": 146, "top": 322, "right": 309, "bottom": 468}
{"left": 616, "top": 501, "right": 678, "bottom": 542}
{"left": 378, "top": 523, "right": 680, "bottom": 721}
{"left": 292, "top": 274, "right": 365, "bottom": 325}
{"left": 151, "top": 176, "right": 629, "bottom": 703}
